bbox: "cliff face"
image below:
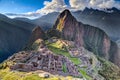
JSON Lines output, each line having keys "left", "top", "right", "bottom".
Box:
{"left": 73, "top": 8, "right": 120, "bottom": 40}
{"left": 109, "top": 41, "right": 120, "bottom": 66}
{"left": 52, "top": 9, "right": 119, "bottom": 66}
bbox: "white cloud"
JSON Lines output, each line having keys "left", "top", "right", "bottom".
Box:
{"left": 69, "top": 0, "right": 89, "bottom": 10}
{"left": 36, "top": 0, "right": 67, "bottom": 14}
{"left": 98, "top": 0, "right": 120, "bottom": 9}
{"left": 89, "top": 0, "right": 120, "bottom": 9}
{"left": 5, "top": 0, "right": 120, "bottom": 18}
{"left": 69, "top": 0, "right": 120, "bottom": 10}
{"left": 6, "top": 0, "right": 67, "bottom": 19}
{"left": 5, "top": 12, "right": 42, "bottom": 19}
{"left": 37, "top": 0, "right": 120, "bottom": 14}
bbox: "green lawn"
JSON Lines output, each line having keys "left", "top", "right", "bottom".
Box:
{"left": 47, "top": 44, "right": 80, "bottom": 65}
{"left": 79, "top": 69, "right": 92, "bottom": 80}
{"left": 0, "top": 68, "right": 77, "bottom": 80}
{"left": 62, "top": 63, "right": 67, "bottom": 73}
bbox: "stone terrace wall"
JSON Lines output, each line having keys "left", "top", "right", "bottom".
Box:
{"left": 10, "top": 48, "right": 81, "bottom": 77}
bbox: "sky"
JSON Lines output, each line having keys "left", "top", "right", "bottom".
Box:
{"left": 0, "top": 0, "right": 120, "bottom": 18}
{"left": 0, "top": 0, "right": 48, "bottom": 13}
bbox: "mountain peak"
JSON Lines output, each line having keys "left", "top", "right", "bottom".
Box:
{"left": 62, "top": 9, "right": 71, "bottom": 14}
{"left": 32, "top": 26, "right": 42, "bottom": 32}
{"left": 30, "top": 26, "right": 45, "bottom": 42}
{"left": 59, "top": 9, "right": 72, "bottom": 18}
{"left": 53, "top": 9, "right": 77, "bottom": 32}
{"left": 24, "top": 26, "right": 45, "bottom": 50}
{"left": 51, "top": 10, "right": 120, "bottom": 67}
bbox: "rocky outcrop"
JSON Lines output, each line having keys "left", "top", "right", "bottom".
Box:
{"left": 51, "top": 9, "right": 120, "bottom": 66}
{"left": 25, "top": 26, "right": 46, "bottom": 50}
{"left": 29, "top": 26, "right": 45, "bottom": 43}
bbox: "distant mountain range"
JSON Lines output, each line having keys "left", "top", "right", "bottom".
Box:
{"left": 14, "top": 12, "right": 59, "bottom": 31}
{"left": 15, "top": 7, "right": 120, "bottom": 41}
{"left": 0, "top": 14, "right": 35, "bottom": 62}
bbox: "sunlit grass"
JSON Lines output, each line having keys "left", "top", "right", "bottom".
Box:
{"left": 0, "top": 68, "right": 76, "bottom": 80}
{"left": 79, "top": 69, "right": 92, "bottom": 80}
{"left": 47, "top": 43, "right": 80, "bottom": 65}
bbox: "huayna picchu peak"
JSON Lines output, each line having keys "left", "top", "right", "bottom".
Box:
{"left": 59, "top": 9, "right": 72, "bottom": 18}
{"left": 0, "top": 9, "right": 120, "bottom": 80}
{"left": 50, "top": 9, "right": 120, "bottom": 67}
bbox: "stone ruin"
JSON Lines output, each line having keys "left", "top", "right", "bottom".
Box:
{"left": 68, "top": 47, "right": 86, "bottom": 57}
{"left": 9, "top": 47, "right": 81, "bottom": 77}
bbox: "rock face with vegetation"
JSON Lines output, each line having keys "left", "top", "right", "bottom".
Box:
{"left": 50, "top": 9, "right": 120, "bottom": 67}
{"left": 24, "top": 26, "right": 46, "bottom": 50}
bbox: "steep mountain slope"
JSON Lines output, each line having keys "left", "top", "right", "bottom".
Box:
{"left": 49, "top": 9, "right": 120, "bottom": 67}
{"left": 24, "top": 8, "right": 120, "bottom": 40}
{"left": 73, "top": 8, "right": 120, "bottom": 40}
{"left": 0, "top": 14, "right": 36, "bottom": 62}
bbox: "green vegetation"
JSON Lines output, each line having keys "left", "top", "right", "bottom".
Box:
{"left": 49, "top": 40, "right": 65, "bottom": 49}
{"left": 46, "top": 39, "right": 80, "bottom": 65}
{"left": 22, "top": 74, "right": 41, "bottom": 80}
{"left": 0, "top": 39, "right": 82, "bottom": 80}
{"left": 47, "top": 44, "right": 80, "bottom": 65}
{"left": 24, "top": 39, "right": 43, "bottom": 51}
{"left": 98, "top": 57, "right": 120, "bottom": 80}
{"left": 3, "top": 72, "right": 23, "bottom": 80}
{"left": 46, "top": 40, "right": 94, "bottom": 79}
{"left": 0, "top": 69, "right": 42, "bottom": 80}
{"left": 0, "top": 68, "right": 10, "bottom": 79}
{"left": 0, "top": 68, "right": 77, "bottom": 80}
{"left": 0, "top": 60, "right": 15, "bottom": 69}
{"left": 62, "top": 63, "right": 67, "bottom": 73}
{"left": 46, "top": 40, "right": 93, "bottom": 79}
{"left": 79, "top": 69, "right": 92, "bottom": 80}
{"left": 31, "top": 39, "right": 42, "bottom": 50}
{"left": 57, "top": 16, "right": 66, "bottom": 32}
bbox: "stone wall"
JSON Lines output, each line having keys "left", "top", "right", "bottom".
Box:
{"left": 10, "top": 47, "right": 81, "bottom": 77}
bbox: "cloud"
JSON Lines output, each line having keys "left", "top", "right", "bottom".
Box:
{"left": 37, "top": 0, "right": 120, "bottom": 14}
{"left": 69, "top": 0, "right": 89, "bottom": 10}
{"left": 36, "top": 0, "right": 67, "bottom": 14}
{"left": 5, "top": 0, "right": 120, "bottom": 19}
{"left": 89, "top": 0, "right": 120, "bottom": 9}
{"left": 69, "top": 0, "right": 120, "bottom": 10}
{"left": 6, "top": 0, "right": 67, "bottom": 19}
{"left": 5, "top": 12, "right": 42, "bottom": 19}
